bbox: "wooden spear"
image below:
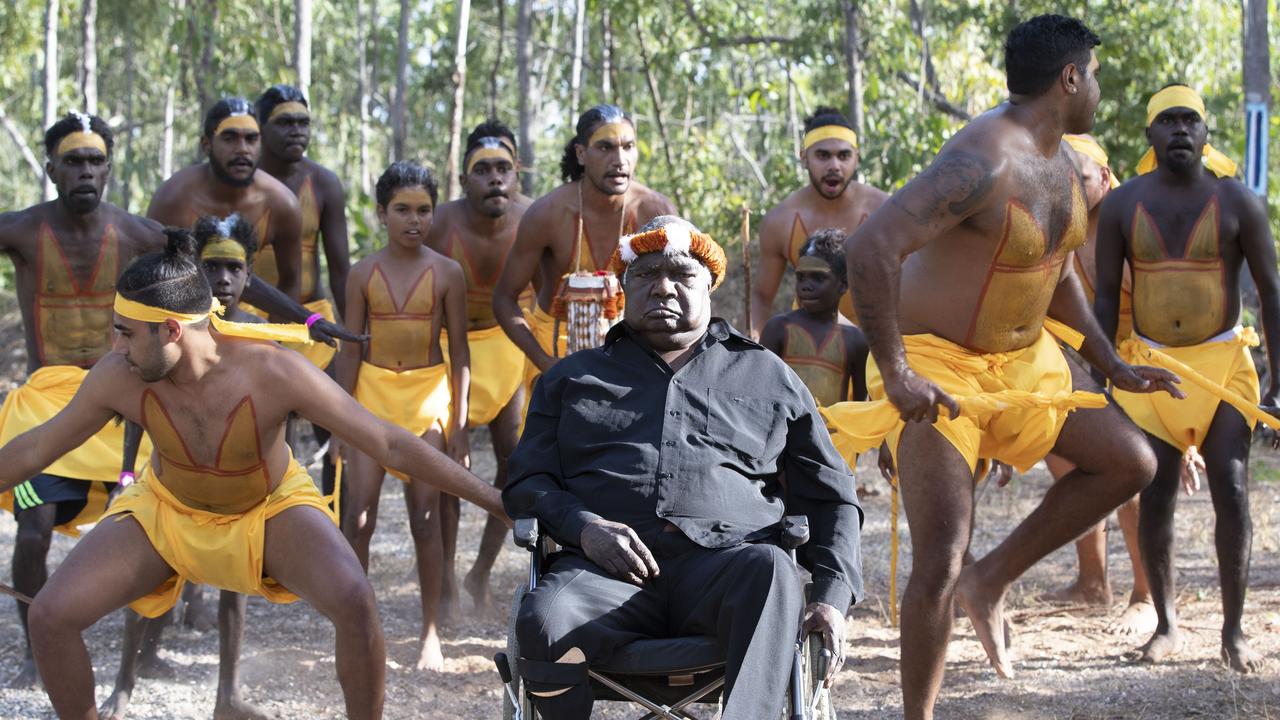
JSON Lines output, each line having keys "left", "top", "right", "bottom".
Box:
{"left": 741, "top": 203, "right": 753, "bottom": 337}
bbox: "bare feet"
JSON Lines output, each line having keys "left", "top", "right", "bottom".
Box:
{"left": 99, "top": 687, "right": 133, "bottom": 720}
{"left": 415, "top": 630, "right": 446, "bottom": 672}
{"left": 1039, "top": 579, "right": 1112, "bottom": 607}
{"left": 136, "top": 652, "right": 178, "bottom": 680}
{"left": 464, "top": 568, "right": 498, "bottom": 618}
{"left": 1106, "top": 600, "right": 1157, "bottom": 637}
{"left": 6, "top": 658, "right": 40, "bottom": 689}
{"left": 956, "top": 566, "right": 1014, "bottom": 678}
{"left": 1222, "top": 635, "right": 1265, "bottom": 674}
{"left": 1135, "top": 627, "right": 1182, "bottom": 664}
{"left": 214, "top": 693, "right": 278, "bottom": 720}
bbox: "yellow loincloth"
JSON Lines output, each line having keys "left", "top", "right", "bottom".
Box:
{"left": 1115, "top": 327, "right": 1269, "bottom": 452}
{"left": 443, "top": 324, "right": 526, "bottom": 427}
{"left": 286, "top": 298, "right": 337, "bottom": 370}
{"left": 105, "top": 456, "right": 335, "bottom": 618}
{"left": 821, "top": 323, "right": 1107, "bottom": 474}
{"left": 0, "top": 366, "right": 154, "bottom": 536}
{"left": 354, "top": 361, "right": 451, "bottom": 481}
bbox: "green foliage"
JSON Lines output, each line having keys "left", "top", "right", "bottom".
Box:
{"left": 0, "top": 0, "right": 1276, "bottom": 299}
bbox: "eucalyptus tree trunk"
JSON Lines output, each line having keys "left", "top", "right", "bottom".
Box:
{"left": 444, "top": 0, "right": 471, "bottom": 200}
{"left": 516, "top": 0, "right": 534, "bottom": 193}
{"left": 357, "top": 0, "right": 372, "bottom": 192}
{"left": 842, "top": 0, "right": 864, "bottom": 139}
{"left": 295, "top": 0, "right": 312, "bottom": 98}
{"left": 81, "top": 0, "right": 98, "bottom": 114}
{"left": 569, "top": 0, "right": 585, "bottom": 121}
{"left": 392, "top": 0, "right": 410, "bottom": 160}
{"left": 43, "top": 0, "right": 59, "bottom": 200}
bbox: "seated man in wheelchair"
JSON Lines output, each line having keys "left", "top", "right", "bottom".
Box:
{"left": 503, "top": 215, "right": 864, "bottom": 719}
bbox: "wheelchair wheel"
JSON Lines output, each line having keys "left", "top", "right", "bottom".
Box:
{"left": 797, "top": 635, "right": 835, "bottom": 720}
{"left": 503, "top": 584, "right": 538, "bottom": 720}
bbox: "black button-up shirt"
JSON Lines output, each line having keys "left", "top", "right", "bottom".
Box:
{"left": 504, "top": 318, "right": 864, "bottom": 610}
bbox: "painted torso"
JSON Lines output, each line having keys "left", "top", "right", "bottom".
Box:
{"left": 1129, "top": 195, "right": 1226, "bottom": 346}
{"left": 142, "top": 389, "right": 271, "bottom": 514}
{"left": 365, "top": 263, "right": 436, "bottom": 369}
{"left": 32, "top": 223, "right": 119, "bottom": 368}
{"left": 964, "top": 182, "right": 1088, "bottom": 351}
{"left": 780, "top": 322, "right": 848, "bottom": 407}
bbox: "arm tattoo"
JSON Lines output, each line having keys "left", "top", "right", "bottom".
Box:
{"left": 891, "top": 151, "right": 996, "bottom": 226}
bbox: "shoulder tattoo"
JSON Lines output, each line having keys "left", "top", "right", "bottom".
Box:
{"left": 891, "top": 151, "right": 996, "bottom": 225}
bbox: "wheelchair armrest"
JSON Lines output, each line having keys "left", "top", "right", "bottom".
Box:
{"left": 514, "top": 517, "right": 539, "bottom": 549}
{"left": 781, "top": 515, "right": 809, "bottom": 550}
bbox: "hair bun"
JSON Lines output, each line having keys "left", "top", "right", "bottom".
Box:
{"left": 163, "top": 227, "right": 199, "bottom": 260}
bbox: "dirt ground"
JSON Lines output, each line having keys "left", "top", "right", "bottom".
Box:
{"left": 0, "top": 285, "right": 1277, "bottom": 717}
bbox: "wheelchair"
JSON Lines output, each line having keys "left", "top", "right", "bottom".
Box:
{"left": 494, "top": 516, "right": 837, "bottom": 720}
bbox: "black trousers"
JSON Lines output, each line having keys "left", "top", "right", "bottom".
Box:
{"left": 516, "top": 531, "right": 803, "bottom": 719}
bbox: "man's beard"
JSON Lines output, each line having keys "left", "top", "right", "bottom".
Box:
{"left": 211, "top": 159, "right": 255, "bottom": 188}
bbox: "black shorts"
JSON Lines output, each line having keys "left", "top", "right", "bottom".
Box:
{"left": 12, "top": 474, "right": 116, "bottom": 527}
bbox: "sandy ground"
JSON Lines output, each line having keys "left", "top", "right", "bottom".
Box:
{"left": 0, "top": 293, "right": 1277, "bottom": 718}
{"left": 1, "top": 440, "right": 1277, "bottom": 719}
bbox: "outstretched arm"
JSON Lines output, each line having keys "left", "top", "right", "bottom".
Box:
{"left": 494, "top": 205, "right": 555, "bottom": 372}
{"left": 846, "top": 148, "right": 998, "bottom": 422}
{"left": 284, "top": 351, "right": 505, "bottom": 520}
{"left": 1237, "top": 185, "right": 1280, "bottom": 405}
{"left": 0, "top": 366, "right": 120, "bottom": 493}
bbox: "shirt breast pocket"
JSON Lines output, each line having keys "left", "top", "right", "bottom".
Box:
{"left": 705, "top": 388, "right": 782, "bottom": 462}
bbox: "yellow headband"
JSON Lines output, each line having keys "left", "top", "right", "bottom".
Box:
{"left": 465, "top": 138, "right": 516, "bottom": 174}
{"left": 55, "top": 131, "right": 108, "bottom": 157}
{"left": 114, "top": 294, "right": 312, "bottom": 344}
{"left": 1138, "top": 86, "right": 1237, "bottom": 178}
{"left": 267, "top": 101, "right": 309, "bottom": 123}
{"left": 1146, "top": 86, "right": 1206, "bottom": 127}
{"left": 586, "top": 120, "right": 631, "bottom": 147}
{"left": 802, "top": 125, "right": 859, "bottom": 152}
{"left": 200, "top": 237, "right": 248, "bottom": 262}
{"left": 213, "top": 114, "right": 260, "bottom": 137}
{"left": 796, "top": 255, "right": 834, "bottom": 275}
{"left": 1064, "top": 134, "right": 1120, "bottom": 189}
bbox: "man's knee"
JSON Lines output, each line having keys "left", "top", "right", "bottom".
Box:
{"left": 28, "top": 587, "right": 90, "bottom": 635}
{"left": 14, "top": 521, "right": 53, "bottom": 561}
{"left": 907, "top": 540, "right": 967, "bottom": 598}
{"left": 1112, "top": 427, "right": 1158, "bottom": 496}
{"left": 324, "top": 573, "right": 379, "bottom": 629}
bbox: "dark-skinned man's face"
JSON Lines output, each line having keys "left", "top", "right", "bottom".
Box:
{"left": 262, "top": 110, "right": 311, "bottom": 163}
{"left": 1146, "top": 107, "right": 1207, "bottom": 173}
{"left": 575, "top": 121, "right": 639, "bottom": 197}
{"left": 1065, "top": 51, "right": 1102, "bottom": 134}
{"left": 622, "top": 251, "right": 712, "bottom": 351}
{"left": 48, "top": 147, "right": 110, "bottom": 215}
{"left": 202, "top": 126, "right": 260, "bottom": 188}
{"left": 461, "top": 155, "right": 516, "bottom": 218}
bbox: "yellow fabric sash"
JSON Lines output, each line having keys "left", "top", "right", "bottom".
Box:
{"left": 267, "top": 101, "right": 309, "bottom": 122}
{"left": 1116, "top": 328, "right": 1276, "bottom": 450}
{"left": 284, "top": 298, "right": 336, "bottom": 370}
{"left": 802, "top": 125, "right": 858, "bottom": 151}
{"left": 114, "top": 294, "right": 313, "bottom": 345}
{"left": 105, "top": 456, "right": 334, "bottom": 618}
{"left": 55, "top": 131, "right": 108, "bottom": 157}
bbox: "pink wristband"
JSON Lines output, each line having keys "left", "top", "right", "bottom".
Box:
{"left": 118, "top": 471, "right": 135, "bottom": 487}
{"left": 304, "top": 312, "right": 324, "bottom": 328}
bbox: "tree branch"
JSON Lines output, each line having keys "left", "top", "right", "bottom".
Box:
{"left": 0, "top": 108, "right": 46, "bottom": 184}
{"left": 894, "top": 71, "right": 971, "bottom": 120}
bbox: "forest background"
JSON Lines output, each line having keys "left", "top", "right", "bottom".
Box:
{"left": 0, "top": 0, "right": 1275, "bottom": 298}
